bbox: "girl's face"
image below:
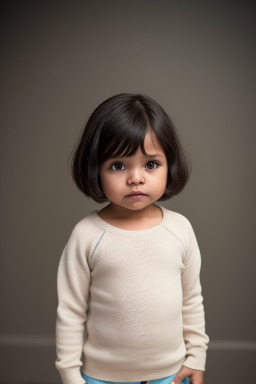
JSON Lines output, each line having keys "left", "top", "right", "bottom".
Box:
{"left": 99, "top": 132, "right": 168, "bottom": 212}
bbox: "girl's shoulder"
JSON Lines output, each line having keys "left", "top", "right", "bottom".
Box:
{"left": 67, "top": 210, "right": 104, "bottom": 242}
{"left": 161, "top": 205, "right": 193, "bottom": 229}
{"left": 160, "top": 205, "right": 197, "bottom": 247}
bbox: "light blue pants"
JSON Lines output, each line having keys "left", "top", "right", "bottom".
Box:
{"left": 81, "top": 372, "right": 190, "bottom": 384}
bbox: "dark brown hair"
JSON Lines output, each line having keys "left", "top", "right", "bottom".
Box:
{"left": 70, "top": 93, "right": 191, "bottom": 203}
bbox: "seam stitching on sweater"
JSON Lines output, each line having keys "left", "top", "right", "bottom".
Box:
{"left": 90, "top": 231, "right": 106, "bottom": 263}
{"left": 161, "top": 224, "right": 185, "bottom": 249}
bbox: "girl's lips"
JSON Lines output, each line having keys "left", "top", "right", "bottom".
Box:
{"left": 126, "top": 191, "right": 146, "bottom": 196}
{"left": 125, "top": 191, "right": 147, "bottom": 199}
{"left": 127, "top": 191, "right": 145, "bottom": 196}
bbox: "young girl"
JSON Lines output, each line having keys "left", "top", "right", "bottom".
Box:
{"left": 55, "top": 94, "right": 210, "bottom": 384}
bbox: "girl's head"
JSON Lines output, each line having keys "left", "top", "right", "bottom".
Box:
{"left": 71, "top": 93, "right": 191, "bottom": 203}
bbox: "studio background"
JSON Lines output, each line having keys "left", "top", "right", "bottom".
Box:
{"left": 1, "top": 1, "right": 255, "bottom": 383}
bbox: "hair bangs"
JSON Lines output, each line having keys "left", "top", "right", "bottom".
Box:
{"left": 98, "top": 109, "right": 149, "bottom": 163}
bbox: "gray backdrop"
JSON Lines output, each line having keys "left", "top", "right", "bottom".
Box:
{"left": 1, "top": 1, "right": 255, "bottom": 383}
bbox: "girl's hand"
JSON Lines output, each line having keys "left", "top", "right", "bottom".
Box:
{"left": 170, "top": 365, "right": 204, "bottom": 384}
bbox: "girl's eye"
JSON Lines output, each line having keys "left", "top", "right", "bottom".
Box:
{"left": 145, "top": 161, "right": 158, "bottom": 170}
{"left": 111, "top": 163, "right": 125, "bottom": 171}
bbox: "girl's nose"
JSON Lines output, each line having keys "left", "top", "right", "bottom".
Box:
{"left": 127, "top": 170, "right": 145, "bottom": 185}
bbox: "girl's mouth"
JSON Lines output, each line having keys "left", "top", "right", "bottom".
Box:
{"left": 125, "top": 191, "right": 147, "bottom": 199}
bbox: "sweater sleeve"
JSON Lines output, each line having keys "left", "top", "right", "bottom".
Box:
{"left": 55, "top": 225, "right": 91, "bottom": 384}
{"left": 181, "top": 221, "right": 210, "bottom": 371}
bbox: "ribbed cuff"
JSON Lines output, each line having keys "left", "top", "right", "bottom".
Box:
{"left": 182, "top": 348, "right": 207, "bottom": 371}
{"left": 58, "top": 367, "right": 85, "bottom": 384}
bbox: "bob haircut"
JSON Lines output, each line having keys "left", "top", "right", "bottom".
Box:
{"left": 71, "top": 93, "right": 191, "bottom": 203}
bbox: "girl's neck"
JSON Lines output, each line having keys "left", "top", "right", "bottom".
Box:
{"left": 97, "top": 203, "right": 163, "bottom": 230}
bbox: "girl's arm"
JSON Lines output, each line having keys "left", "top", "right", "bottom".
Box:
{"left": 55, "top": 225, "right": 91, "bottom": 384}
{"left": 181, "top": 221, "right": 210, "bottom": 372}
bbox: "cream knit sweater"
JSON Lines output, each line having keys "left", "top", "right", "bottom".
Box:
{"left": 55, "top": 205, "right": 209, "bottom": 384}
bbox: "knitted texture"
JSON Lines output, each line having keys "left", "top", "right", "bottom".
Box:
{"left": 55, "top": 205, "right": 209, "bottom": 383}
